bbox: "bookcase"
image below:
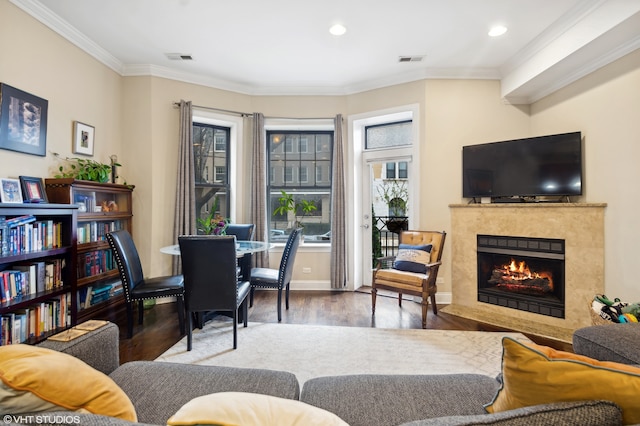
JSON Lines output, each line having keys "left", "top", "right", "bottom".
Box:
{"left": 0, "top": 203, "right": 78, "bottom": 344}
{"left": 45, "top": 179, "right": 134, "bottom": 323}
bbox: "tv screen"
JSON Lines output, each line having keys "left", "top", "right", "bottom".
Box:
{"left": 462, "top": 132, "right": 582, "bottom": 199}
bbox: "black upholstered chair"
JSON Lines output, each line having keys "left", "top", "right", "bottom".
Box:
{"left": 178, "top": 235, "right": 250, "bottom": 350}
{"left": 106, "top": 230, "right": 185, "bottom": 339}
{"left": 225, "top": 223, "right": 255, "bottom": 280}
{"left": 250, "top": 228, "right": 302, "bottom": 321}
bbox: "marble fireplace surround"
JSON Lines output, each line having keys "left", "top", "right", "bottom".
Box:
{"left": 445, "top": 203, "right": 606, "bottom": 342}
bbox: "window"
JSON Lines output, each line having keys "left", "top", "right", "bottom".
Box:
{"left": 193, "top": 123, "right": 230, "bottom": 233}
{"left": 268, "top": 130, "right": 333, "bottom": 243}
{"left": 365, "top": 120, "right": 412, "bottom": 149}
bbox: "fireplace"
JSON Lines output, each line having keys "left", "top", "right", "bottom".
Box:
{"left": 476, "top": 235, "right": 565, "bottom": 318}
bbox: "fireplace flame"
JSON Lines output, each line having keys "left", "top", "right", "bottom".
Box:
{"left": 489, "top": 258, "right": 554, "bottom": 293}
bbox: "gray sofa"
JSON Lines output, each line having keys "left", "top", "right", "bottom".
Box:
{"left": 23, "top": 321, "right": 636, "bottom": 426}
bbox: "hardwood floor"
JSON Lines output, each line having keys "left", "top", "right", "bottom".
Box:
{"left": 109, "top": 289, "right": 573, "bottom": 364}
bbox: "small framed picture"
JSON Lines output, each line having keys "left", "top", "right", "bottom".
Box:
{"left": 73, "top": 121, "right": 95, "bottom": 156}
{"left": 0, "top": 178, "right": 24, "bottom": 204}
{"left": 19, "top": 176, "right": 48, "bottom": 203}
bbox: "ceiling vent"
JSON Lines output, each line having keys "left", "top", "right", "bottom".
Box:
{"left": 165, "top": 53, "right": 194, "bottom": 61}
{"left": 398, "top": 55, "right": 425, "bottom": 63}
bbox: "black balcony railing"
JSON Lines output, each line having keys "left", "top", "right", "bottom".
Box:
{"left": 372, "top": 216, "right": 408, "bottom": 266}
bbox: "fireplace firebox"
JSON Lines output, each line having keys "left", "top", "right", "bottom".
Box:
{"left": 477, "top": 235, "right": 565, "bottom": 318}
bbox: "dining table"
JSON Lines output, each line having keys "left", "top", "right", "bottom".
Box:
{"left": 160, "top": 240, "right": 272, "bottom": 258}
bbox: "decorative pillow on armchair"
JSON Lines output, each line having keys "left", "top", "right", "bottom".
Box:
{"left": 393, "top": 244, "right": 432, "bottom": 273}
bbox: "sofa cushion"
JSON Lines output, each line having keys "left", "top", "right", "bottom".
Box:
{"left": 110, "top": 361, "right": 300, "bottom": 425}
{"left": 485, "top": 337, "right": 640, "bottom": 425}
{"left": 573, "top": 323, "right": 640, "bottom": 365}
{"left": 0, "top": 344, "right": 136, "bottom": 422}
{"left": 400, "top": 400, "right": 622, "bottom": 426}
{"left": 167, "top": 391, "right": 348, "bottom": 426}
{"left": 301, "top": 374, "right": 500, "bottom": 426}
{"left": 393, "top": 244, "right": 432, "bottom": 273}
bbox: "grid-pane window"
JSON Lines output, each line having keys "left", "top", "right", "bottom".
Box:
{"left": 398, "top": 161, "right": 408, "bottom": 179}
{"left": 268, "top": 130, "right": 333, "bottom": 243}
{"left": 193, "top": 123, "right": 230, "bottom": 234}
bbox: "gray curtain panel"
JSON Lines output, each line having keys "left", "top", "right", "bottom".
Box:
{"left": 250, "top": 112, "right": 269, "bottom": 268}
{"left": 172, "top": 100, "right": 197, "bottom": 274}
{"left": 330, "top": 114, "right": 347, "bottom": 288}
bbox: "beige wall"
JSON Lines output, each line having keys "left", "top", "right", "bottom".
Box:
{"left": 530, "top": 48, "right": 640, "bottom": 302}
{"left": 0, "top": 1, "right": 123, "bottom": 180}
{"left": 2, "top": 2, "right": 639, "bottom": 302}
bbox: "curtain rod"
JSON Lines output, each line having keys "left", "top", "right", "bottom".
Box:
{"left": 172, "top": 101, "right": 337, "bottom": 121}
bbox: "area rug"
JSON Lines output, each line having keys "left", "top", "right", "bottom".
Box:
{"left": 156, "top": 320, "right": 530, "bottom": 386}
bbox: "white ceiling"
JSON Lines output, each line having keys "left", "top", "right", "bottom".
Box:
{"left": 12, "top": 0, "right": 640, "bottom": 103}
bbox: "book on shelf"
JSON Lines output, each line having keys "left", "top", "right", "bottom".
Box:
{"left": 0, "top": 293, "right": 71, "bottom": 345}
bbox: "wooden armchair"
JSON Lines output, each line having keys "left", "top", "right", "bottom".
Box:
{"left": 372, "top": 230, "right": 446, "bottom": 328}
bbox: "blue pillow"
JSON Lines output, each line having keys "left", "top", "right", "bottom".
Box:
{"left": 393, "top": 244, "right": 432, "bottom": 273}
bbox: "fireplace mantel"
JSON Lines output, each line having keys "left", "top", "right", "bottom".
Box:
{"left": 446, "top": 202, "right": 606, "bottom": 342}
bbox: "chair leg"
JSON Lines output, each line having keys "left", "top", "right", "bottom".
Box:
{"left": 177, "top": 296, "right": 185, "bottom": 335}
{"left": 430, "top": 292, "right": 438, "bottom": 315}
{"left": 398, "top": 293, "right": 403, "bottom": 307}
{"left": 138, "top": 300, "right": 144, "bottom": 324}
{"left": 421, "top": 300, "right": 428, "bottom": 329}
{"left": 233, "top": 310, "right": 238, "bottom": 349}
{"left": 277, "top": 288, "right": 283, "bottom": 322}
{"left": 371, "top": 288, "right": 377, "bottom": 315}
{"left": 126, "top": 302, "right": 134, "bottom": 339}
{"left": 285, "top": 283, "right": 290, "bottom": 310}
{"left": 249, "top": 287, "right": 255, "bottom": 307}
{"left": 187, "top": 311, "right": 193, "bottom": 351}
{"left": 243, "top": 299, "right": 248, "bottom": 327}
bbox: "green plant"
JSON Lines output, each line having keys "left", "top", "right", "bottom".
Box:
{"left": 273, "top": 190, "right": 317, "bottom": 229}
{"left": 54, "top": 154, "right": 120, "bottom": 183}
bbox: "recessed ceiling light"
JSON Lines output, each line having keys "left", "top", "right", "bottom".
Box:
{"left": 329, "top": 24, "right": 347, "bottom": 36}
{"left": 488, "top": 25, "right": 507, "bottom": 37}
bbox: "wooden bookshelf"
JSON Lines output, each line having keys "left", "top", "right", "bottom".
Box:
{"left": 45, "top": 179, "right": 134, "bottom": 323}
{"left": 0, "top": 203, "right": 78, "bottom": 344}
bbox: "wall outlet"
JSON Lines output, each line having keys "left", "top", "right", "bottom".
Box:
{"left": 302, "top": 267, "right": 312, "bottom": 274}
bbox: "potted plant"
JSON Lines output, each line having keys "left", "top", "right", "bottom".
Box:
{"left": 197, "top": 196, "right": 228, "bottom": 235}
{"left": 54, "top": 154, "right": 120, "bottom": 183}
{"left": 273, "top": 190, "right": 317, "bottom": 231}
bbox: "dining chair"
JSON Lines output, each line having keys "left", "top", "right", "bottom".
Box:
{"left": 178, "top": 235, "right": 250, "bottom": 350}
{"left": 249, "top": 228, "right": 302, "bottom": 321}
{"left": 371, "top": 230, "right": 446, "bottom": 329}
{"left": 225, "top": 223, "right": 255, "bottom": 280}
{"left": 106, "top": 230, "right": 185, "bottom": 338}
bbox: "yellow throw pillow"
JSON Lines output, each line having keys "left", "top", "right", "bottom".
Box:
{"left": 0, "top": 344, "right": 137, "bottom": 422}
{"left": 167, "top": 391, "right": 349, "bottom": 426}
{"left": 485, "top": 337, "right": 640, "bottom": 425}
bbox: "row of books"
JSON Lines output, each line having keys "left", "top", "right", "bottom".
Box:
{"left": 0, "top": 293, "right": 71, "bottom": 345}
{"left": 0, "top": 259, "right": 65, "bottom": 304}
{"left": 0, "top": 216, "right": 63, "bottom": 256}
{"left": 77, "top": 220, "right": 125, "bottom": 244}
{"left": 77, "top": 249, "right": 116, "bottom": 279}
{"left": 74, "top": 192, "right": 97, "bottom": 213}
{"left": 77, "top": 280, "right": 123, "bottom": 310}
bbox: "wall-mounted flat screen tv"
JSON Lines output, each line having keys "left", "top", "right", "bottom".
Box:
{"left": 462, "top": 131, "right": 582, "bottom": 199}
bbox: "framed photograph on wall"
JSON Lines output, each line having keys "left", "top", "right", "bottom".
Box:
{"left": 0, "top": 83, "right": 48, "bottom": 157}
{"left": 73, "top": 121, "right": 95, "bottom": 156}
{"left": 19, "top": 176, "right": 48, "bottom": 203}
{"left": 0, "top": 178, "right": 24, "bottom": 203}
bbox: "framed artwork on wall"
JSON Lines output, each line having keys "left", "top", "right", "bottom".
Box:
{"left": 0, "top": 178, "right": 24, "bottom": 203}
{"left": 0, "top": 83, "right": 48, "bottom": 157}
{"left": 73, "top": 121, "right": 95, "bottom": 156}
{"left": 19, "top": 176, "right": 48, "bottom": 203}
